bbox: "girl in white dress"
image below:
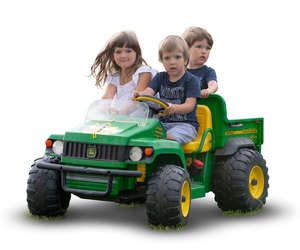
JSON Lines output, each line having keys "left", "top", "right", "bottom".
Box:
{"left": 91, "top": 31, "right": 156, "bottom": 108}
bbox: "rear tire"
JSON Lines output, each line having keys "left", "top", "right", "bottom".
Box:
{"left": 212, "top": 148, "right": 269, "bottom": 212}
{"left": 26, "top": 160, "right": 71, "bottom": 217}
{"left": 146, "top": 165, "right": 191, "bottom": 227}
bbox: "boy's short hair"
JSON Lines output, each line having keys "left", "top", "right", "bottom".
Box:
{"left": 182, "top": 27, "right": 213, "bottom": 48}
{"left": 159, "top": 35, "right": 189, "bottom": 62}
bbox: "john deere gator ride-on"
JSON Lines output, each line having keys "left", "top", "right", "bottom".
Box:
{"left": 26, "top": 94, "right": 269, "bottom": 227}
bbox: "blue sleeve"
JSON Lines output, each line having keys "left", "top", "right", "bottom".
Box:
{"left": 148, "top": 73, "right": 161, "bottom": 94}
{"left": 206, "top": 67, "right": 217, "bottom": 82}
{"left": 186, "top": 76, "right": 201, "bottom": 99}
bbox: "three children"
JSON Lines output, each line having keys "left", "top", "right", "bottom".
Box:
{"left": 91, "top": 27, "right": 217, "bottom": 144}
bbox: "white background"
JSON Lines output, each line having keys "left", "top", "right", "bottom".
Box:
{"left": 1, "top": 0, "right": 299, "bottom": 248}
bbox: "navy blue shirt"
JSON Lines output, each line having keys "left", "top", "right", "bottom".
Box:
{"left": 148, "top": 71, "right": 201, "bottom": 130}
{"left": 187, "top": 65, "right": 217, "bottom": 90}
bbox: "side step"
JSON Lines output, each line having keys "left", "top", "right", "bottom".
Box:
{"left": 191, "top": 181, "right": 205, "bottom": 199}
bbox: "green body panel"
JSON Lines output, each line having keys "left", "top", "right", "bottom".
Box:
{"left": 198, "top": 94, "right": 263, "bottom": 151}
{"left": 45, "top": 94, "right": 264, "bottom": 200}
{"left": 65, "top": 173, "right": 135, "bottom": 196}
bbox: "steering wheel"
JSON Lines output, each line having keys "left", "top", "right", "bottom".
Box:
{"left": 135, "top": 95, "right": 169, "bottom": 116}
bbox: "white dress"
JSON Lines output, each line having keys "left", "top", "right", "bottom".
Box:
{"left": 107, "top": 66, "right": 157, "bottom": 107}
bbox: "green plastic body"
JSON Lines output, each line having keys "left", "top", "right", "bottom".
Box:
{"left": 46, "top": 94, "right": 264, "bottom": 200}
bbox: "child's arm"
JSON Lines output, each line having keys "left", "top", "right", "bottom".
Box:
{"left": 132, "top": 87, "right": 155, "bottom": 100}
{"left": 201, "top": 80, "right": 218, "bottom": 98}
{"left": 135, "top": 72, "right": 152, "bottom": 92}
{"left": 165, "top": 97, "right": 196, "bottom": 115}
{"left": 102, "top": 83, "right": 117, "bottom": 99}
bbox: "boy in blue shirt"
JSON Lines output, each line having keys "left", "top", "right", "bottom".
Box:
{"left": 132, "top": 35, "right": 201, "bottom": 144}
{"left": 182, "top": 27, "right": 218, "bottom": 98}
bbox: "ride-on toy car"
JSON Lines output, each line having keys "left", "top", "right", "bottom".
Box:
{"left": 27, "top": 94, "right": 269, "bottom": 227}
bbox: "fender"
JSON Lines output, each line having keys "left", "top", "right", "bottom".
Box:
{"left": 214, "top": 137, "right": 256, "bottom": 156}
{"left": 129, "top": 137, "right": 186, "bottom": 168}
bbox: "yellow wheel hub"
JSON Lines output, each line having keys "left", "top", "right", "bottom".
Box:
{"left": 181, "top": 180, "right": 191, "bottom": 217}
{"left": 249, "top": 165, "right": 264, "bottom": 199}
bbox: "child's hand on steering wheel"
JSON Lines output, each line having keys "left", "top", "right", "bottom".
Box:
{"left": 164, "top": 103, "right": 177, "bottom": 115}
{"left": 131, "top": 91, "right": 140, "bottom": 101}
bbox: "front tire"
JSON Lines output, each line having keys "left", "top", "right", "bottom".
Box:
{"left": 26, "top": 160, "right": 71, "bottom": 217}
{"left": 146, "top": 165, "right": 191, "bottom": 227}
{"left": 212, "top": 148, "right": 269, "bottom": 212}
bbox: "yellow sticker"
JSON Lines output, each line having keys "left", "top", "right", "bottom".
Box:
{"left": 225, "top": 128, "right": 257, "bottom": 136}
{"left": 186, "top": 157, "right": 193, "bottom": 167}
{"left": 82, "top": 123, "right": 122, "bottom": 136}
{"left": 154, "top": 130, "right": 164, "bottom": 135}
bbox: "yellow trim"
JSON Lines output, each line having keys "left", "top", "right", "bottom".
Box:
{"left": 155, "top": 126, "right": 163, "bottom": 131}
{"left": 136, "top": 164, "right": 146, "bottom": 182}
{"left": 181, "top": 180, "right": 190, "bottom": 217}
{"left": 154, "top": 130, "right": 164, "bottom": 135}
{"left": 225, "top": 129, "right": 257, "bottom": 136}
{"left": 136, "top": 96, "right": 168, "bottom": 109}
{"left": 249, "top": 165, "right": 264, "bottom": 199}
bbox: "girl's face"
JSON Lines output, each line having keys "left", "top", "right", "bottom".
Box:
{"left": 113, "top": 46, "right": 137, "bottom": 70}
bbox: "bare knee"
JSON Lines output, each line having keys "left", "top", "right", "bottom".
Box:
{"left": 166, "top": 133, "right": 176, "bottom": 141}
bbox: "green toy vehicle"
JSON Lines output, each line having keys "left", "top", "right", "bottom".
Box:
{"left": 26, "top": 94, "right": 269, "bottom": 227}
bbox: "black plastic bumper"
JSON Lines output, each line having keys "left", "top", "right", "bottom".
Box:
{"left": 36, "top": 158, "right": 142, "bottom": 197}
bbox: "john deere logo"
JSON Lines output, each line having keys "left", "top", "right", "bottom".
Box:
{"left": 87, "top": 146, "right": 97, "bottom": 158}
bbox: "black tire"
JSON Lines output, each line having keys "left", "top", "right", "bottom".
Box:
{"left": 146, "top": 165, "right": 191, "bottom": 227}
{"left": 26, "top": 160, "right": 71, "bottom": 217}
{"left": 212, "top": 148, "right": 269, "bottom": 212}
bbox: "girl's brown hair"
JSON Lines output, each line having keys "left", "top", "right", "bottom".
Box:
{"left": 91, "top": 31, "right": 148, "bottom": 88}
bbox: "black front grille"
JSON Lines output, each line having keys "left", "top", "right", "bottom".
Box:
{"left": 63, "top": 141, "right": 127, "bottom": 161}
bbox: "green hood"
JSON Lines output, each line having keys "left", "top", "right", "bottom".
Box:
{"left": 63, "top": 118, "right": 165, "bottom": 146}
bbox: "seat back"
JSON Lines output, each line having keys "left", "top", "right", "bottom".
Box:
{"left": 182, "top": 105, "right": 213, "bottom": 154}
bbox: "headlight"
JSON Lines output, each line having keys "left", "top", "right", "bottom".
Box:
{"left": 129, "top": 147, "right": 143, "bottom": 161}
{"left": 52, "top": 140, "right": 64, "bottom": 155}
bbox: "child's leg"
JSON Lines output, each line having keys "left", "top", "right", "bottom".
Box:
{"left": 162, "top": 122, "right": 197, "bottom": 145}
